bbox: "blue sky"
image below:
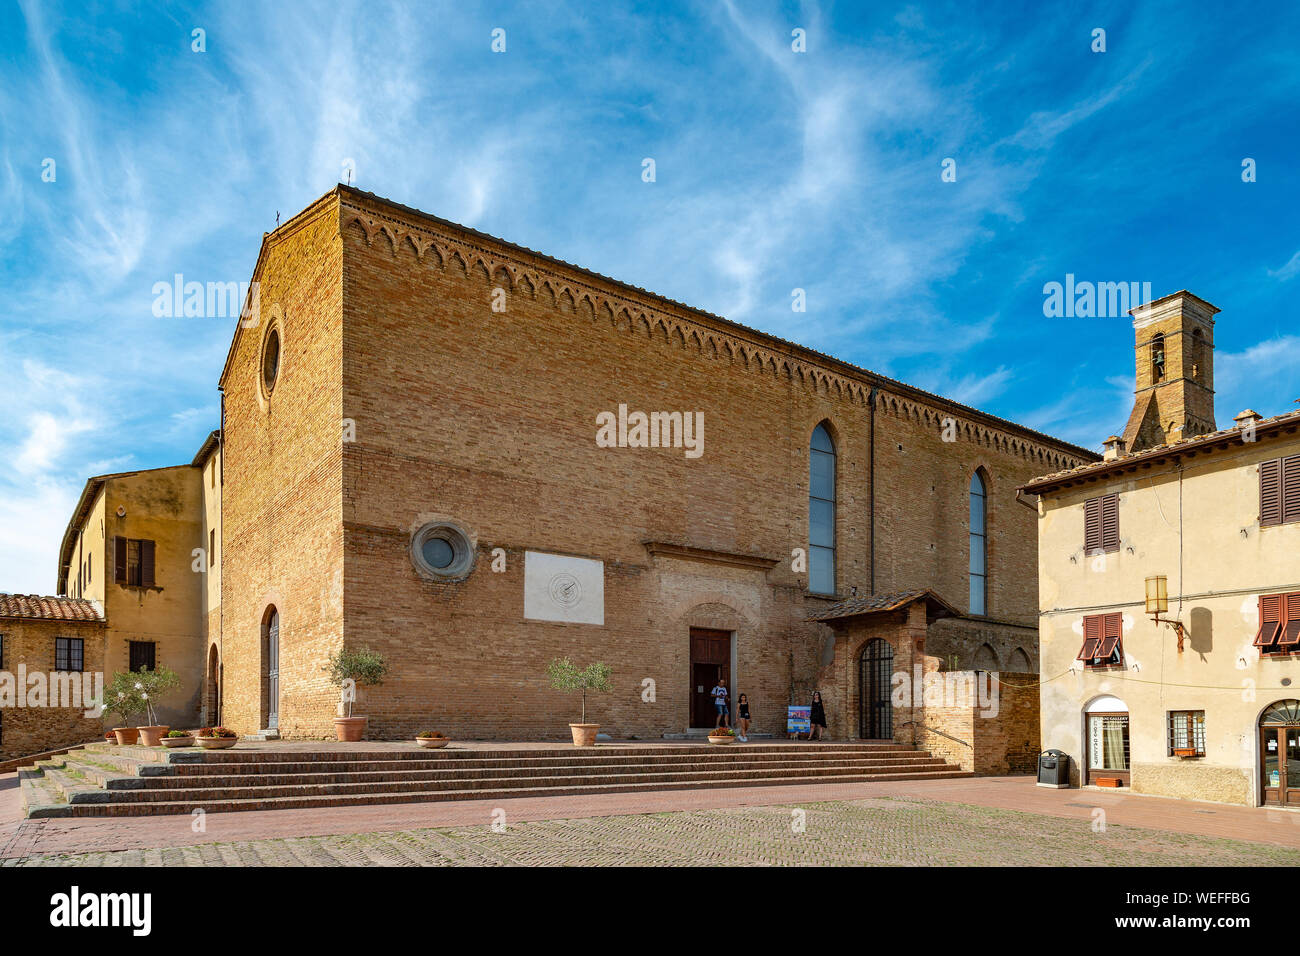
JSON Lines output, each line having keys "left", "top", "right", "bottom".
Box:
{"left": 2, "top": 0, "right": 1298, "bottom": 596}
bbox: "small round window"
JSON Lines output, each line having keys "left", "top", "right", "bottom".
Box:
{"left": 262, "top": 328, "right": 281, "bottom": 394}
{"left": 411, "top": 522, "right": 473, "bottom": 580}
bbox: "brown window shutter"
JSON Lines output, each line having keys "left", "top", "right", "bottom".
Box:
{"left": 1261, "top": 459, "right": 1282, "bottom": 526}
{"left": 113, "top": 536, "right": 127, "bottom": 583}
{"left": 141, "top": 539, "right": 156, "bottom": 588}
{"left": 1283, "top": 593, "right": 1300, "bottom": 647}
{"left": 1255, "top": 594, "right": 1284, "bottom": 648}
{"left": 1283, "top": 456, "right": 1300, "bottom": 525}
{"left": 1100, "top": 495, "right": 1120, "bottom": 552}
{"left": 1098, "top": 612, "right": 1124, "bottom": 659}
{"left": 1084, "top": 497, "right": 1102, "bottom": 553}
{"left": 1078, "top": 614, "right": 1103, "bottom": 660}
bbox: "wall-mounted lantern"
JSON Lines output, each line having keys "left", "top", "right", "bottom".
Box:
{"left": 1145, "top": 574, "right": 1187, "bottom": 652}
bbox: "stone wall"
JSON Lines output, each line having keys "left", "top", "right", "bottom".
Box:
{"left": 917, "top": 671, "right": 1039, "bottom": 774}
{"left": 219, "top": 196, "right": 346, "bottom": 737}
{"left": 0, "top": 619, "right": 106, "bottom": 761}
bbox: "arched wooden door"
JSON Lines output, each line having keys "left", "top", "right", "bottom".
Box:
{"left": 264, "top": 608, "right": 280, "bottom": 730}
{"left": 858, "top": 639, "right": 894, "bottom": 739}
{"left": 1261, "top": 700, "right": 1300, "bottom": 806}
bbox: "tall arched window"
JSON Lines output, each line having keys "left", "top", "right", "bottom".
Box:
{"left": 1151, "top": 332, "right": 1166, "bottom": 383}
{"left": 969, "top": 470, "right": 988, "bottom": 615}
{"left": 809, "top": 423, "right": 836, "bottom": 595}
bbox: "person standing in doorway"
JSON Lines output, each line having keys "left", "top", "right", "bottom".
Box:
{"left": 736, "top": 693, "right": 751, "bottom": 741}
{"left": 711, "top": 676, "right": 730, "bottom": 729}
{"left": 810, "top": 690, "right": 827, "bottom": 741}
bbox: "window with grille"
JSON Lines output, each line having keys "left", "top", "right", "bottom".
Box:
{"left": 129, "top": 641, "right": 156, "bottom": 673}
{"left": 1168, "top": 711, "right": 1206, "bottom": 756}
{"left": 55, "top": 637, "right": 84, "bottom": 673}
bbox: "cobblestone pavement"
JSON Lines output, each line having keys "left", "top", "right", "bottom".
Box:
{"left": 9, "top": 796, "right": 1300, "bottom": 866}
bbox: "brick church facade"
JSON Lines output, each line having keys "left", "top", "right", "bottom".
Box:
{"left": 209, "top": 186, "right": 1093, "bottom": 742}
{"left": 12, "top": 185, "right": 1094, "bottom": 757}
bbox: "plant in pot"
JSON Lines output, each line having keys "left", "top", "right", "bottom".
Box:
{"left": 707, "top": 726, "right": 737, "bottom": 745}
{"left": 162, "top": 729, "right": 194, "bottom": 748}
{"left": 99, "top": 677, "right": 145, "bottom": 745}
{"left": 415, "top": 730, "right": 450, "bottom": 749}
{"left": 546, "top": 658, "right": 611, "bottom": 746}
{"left": 327, "top": 647, "right": 388, "bottom": 742}
{"left": 133, "top": 666, "right": 181, "bottom": 746}
{"left": 195, "top": 726, "right": 239, "bottom": 749}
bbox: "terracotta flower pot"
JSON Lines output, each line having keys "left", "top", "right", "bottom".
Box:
{"left": 707, "top": 734, "right": 736, "bottom": 745}
{"left": 569, "top": 723, "right": 599, "bottom": 747}
{"left": 104, "top": 732, "right": 117, "bottom": 745}
{"left": 112, "top": 727, "right": 140, "bottom": 746}
{"left": 416, "top": 736, "right": 450, "bottom": 749}
{"left": 197, "top": 735, "right": 238, "bottom": 749}
{"left": 161, "top": 736, "right": 194, "bottom": 748}
{"left": 136, "top": 726, "right": 169, "bottom": 747}
{"left": 335, "top": 716, "right": 367, "bottom": 742}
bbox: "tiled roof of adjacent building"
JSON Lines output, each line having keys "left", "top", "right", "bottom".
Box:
{"left": 0, "top": 594, "right": 105, "bottom": 623}
{"left": 806, "top": 588, "right": 958, "bottom": 623}
{"left": 1021, "top": 407, "right": 1300, "bottom": 495}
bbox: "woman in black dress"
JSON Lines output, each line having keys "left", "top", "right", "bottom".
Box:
{"left": 810, "top": 690, "right": 827, "bottom": 740}
{"left": 736, "top": 693, "right": 751, "bottom": 741}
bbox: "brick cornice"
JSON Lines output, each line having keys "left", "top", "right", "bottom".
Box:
{"left": 334, "top": 187, "right": 1095, "bottom": 474}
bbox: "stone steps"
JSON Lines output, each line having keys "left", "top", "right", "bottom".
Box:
{"left": 79, "top": 761, "right": 961, "bottom": 801}
{"left": 21, "top": 742, "right": 970, "bottom": 817}
{"left": 167, "top": 752, "right": 940, "bottom": 777}
{"left": 95, "top": 757, "right": 951, "bottom": 789}
{"left": 27, "top": 770, "right": 971, "bottom": 817}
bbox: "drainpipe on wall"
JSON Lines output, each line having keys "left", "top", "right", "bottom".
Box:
{"left": 217, "top": 388, "right": 225, "bottom": 727}
{"left": 868, "top": 387, "right": 878, "bottom": 596}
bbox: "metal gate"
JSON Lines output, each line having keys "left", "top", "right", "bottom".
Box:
{"left": 858, "top": 639, "right": 894, "bottom": 739}
{"left": 267, "top": 610, "right": 279, "bottom": 730}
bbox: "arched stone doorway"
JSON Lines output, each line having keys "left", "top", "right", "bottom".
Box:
{"left": 1260, "top": 699, "right": 1300, "bottom": 806}
{"left": 261, "top": 606, "right": 280, "bottom": 731}
{"left": 205, "top": 644, "right": 220, "bottom": 726}
{"left": 858, "top": 638, "right": 894, "bottom": 740}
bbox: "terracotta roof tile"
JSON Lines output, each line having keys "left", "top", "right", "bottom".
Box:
{"left": 0, "top": 594, "right": 105, "bottom": 623}
{"left": 1024, "top": 407, "right": 1300, "bottom": 492}
{"left": 806, "top": 588, "right": 958, "bottom": 622}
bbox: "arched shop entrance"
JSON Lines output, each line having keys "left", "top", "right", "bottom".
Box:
{"left": 1260, "top": 700, "right": 1300, "bottom": 807}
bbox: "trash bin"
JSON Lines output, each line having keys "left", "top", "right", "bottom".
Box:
{"left": 1036, "top": 749, "right": 1070, "bottom": 789}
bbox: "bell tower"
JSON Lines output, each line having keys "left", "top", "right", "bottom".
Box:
{"left": 1120, "top": 290, "right": 1219, "bottom": 452}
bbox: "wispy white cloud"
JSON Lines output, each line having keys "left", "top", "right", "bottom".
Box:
{"left": 1217, "top": 336, "right": 1300, "bottom": 416}
{"left": 1267, "top": 251, "right": 1300, "bottom": 282}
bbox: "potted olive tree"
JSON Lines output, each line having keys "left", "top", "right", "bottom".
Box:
{"left": 134, "top": 666, "right": 181, "bottom": 746}
{"left": 546, "top": 658, "right": 611, "bottom": 746}
{"left": 100, "top": 679, "right": 144, "bottom": 745}
{"left": 327, "top": 647, "right": 389, "bottom": 741}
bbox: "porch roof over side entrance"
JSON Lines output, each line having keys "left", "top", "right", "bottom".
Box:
{"left": 804, "top": 588, "right": 959, "bottom": 626}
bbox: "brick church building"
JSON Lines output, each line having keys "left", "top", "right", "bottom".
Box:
{"left": 206, "top": 186, "right": 1092, "bottom": 743}
{"left": 16, "top": 185, "right": 1092, "bottom": 761}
